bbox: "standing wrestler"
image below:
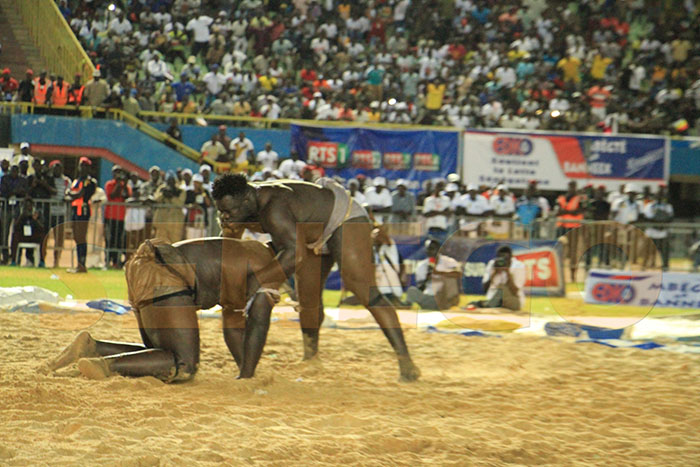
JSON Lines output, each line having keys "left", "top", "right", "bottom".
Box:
{"left": 212, "top": 174, "right": 420, "bottom": 381}
{"left": 46, "top": 237, "right": 287, "bottom": 381}
{"left": 66, "top": 157, "right": 96, "bottom": 273}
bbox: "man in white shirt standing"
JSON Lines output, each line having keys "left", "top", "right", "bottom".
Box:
{"left": 256, "top": 142, "right": 279, "bottom": 170}
{"left": 454, "top": 183, "right": 490, "bottom": 235}
{"left": 642, "top": 185, "right": 673, "bottom": 271}
{"left": 468, "top": 245, "right": 526, "bottom": 311}
{"left": 611, "top": 183, "right": 642, "bottom": 268}
{"left": 229, "top": 131, "right": 255, "bottom": 169}
{"left": 278, "top": 150, "right": 305, "bottom": 179}
{"left": 364, "top": 177, "right": 393, "bottom": 223}
{"left": 423, "top": 185, "right": 452, "bottom": 243}
{"left": 186, "top": 12, "right": 213, "bottom": 57}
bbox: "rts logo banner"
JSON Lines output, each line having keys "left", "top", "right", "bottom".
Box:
{"left": 383, "top": 152, "right": 412, "bottom": 170}
{"left": 414, "top": 153, "right": 441, "bottom": 171}
{"left": 352, "top": 150, "right": 382, "bottom": 169}
{"left": 307, "top": 141, "right": 349, "bottom": 168}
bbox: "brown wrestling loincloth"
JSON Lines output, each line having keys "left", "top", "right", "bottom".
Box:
{"left": 125, "top": 238, "right": 197, "bottom": 311}
{"left": 306, "top": 177, "right": 368, "bottom": 255}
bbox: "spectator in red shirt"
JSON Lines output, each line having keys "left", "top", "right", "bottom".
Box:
{"left": 104, "top": 165, "right": 131, "bottom": 268}
{"left": 0, "top": 68, "right": 19, "bottom": 101}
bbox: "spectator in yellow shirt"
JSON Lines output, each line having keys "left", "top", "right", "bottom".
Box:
{"left": 557, "top": 55, "right": 582, "bottom": 85}
{"left": 425, "top": 79, "right": 446, "bottom": 110}
{"left": 590, "top": 53, "right": 613, "bottom": 81}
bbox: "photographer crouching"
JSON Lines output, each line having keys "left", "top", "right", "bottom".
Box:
{"left": 467, "top": 245, "right": 526, "bottom": 312}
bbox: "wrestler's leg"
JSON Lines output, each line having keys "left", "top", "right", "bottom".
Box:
{"left": 79, "top": 295, "right": 200, "bottom": 382}
{"left": 329, "top": 219, "right": 420, "bottom": 381}
{"left": 295, "top": 248, "right": 334, "bottom": 360}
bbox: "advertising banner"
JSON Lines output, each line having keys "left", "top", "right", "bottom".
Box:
{"left": 584, "top": 270, "right": 700, "bottom": 309}
{"left": 290, "top": 124, "right": 458, "bottom": 190}
{"left": 463, "top": 130, "right": 668, "bottom": 191}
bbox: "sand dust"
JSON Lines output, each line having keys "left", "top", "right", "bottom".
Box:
{"left": 1, "top": 310, "right": 700, "bottom": 466}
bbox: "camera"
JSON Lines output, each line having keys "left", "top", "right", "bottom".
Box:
{"left": 494, "top": 256, "right": 507, "bottom": 268}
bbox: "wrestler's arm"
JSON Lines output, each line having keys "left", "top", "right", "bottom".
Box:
{"left": 253, "top": 199, "right": 298, "bottom": 283}
{"left": 234, "top": 249, "right": 286, "bottom": 378}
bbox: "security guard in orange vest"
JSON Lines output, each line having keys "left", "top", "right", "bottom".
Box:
{"left": 68, "top": 73, "right": 84, "bottom": 105}
{"left": 33, "top": 71, "right": 52, "bottom": 105}
{"left": 48, "top": 76, "right": 69, "bottom": 106}
{"left": 66, "top": 156, "right": 96, "bottom": 273}
{"left": 555, "top": 180, "right": 584, "bottom": 282}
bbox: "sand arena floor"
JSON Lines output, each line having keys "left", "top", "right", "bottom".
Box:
{"left": 1, "top": 310, "right": 700, "bottom": 466}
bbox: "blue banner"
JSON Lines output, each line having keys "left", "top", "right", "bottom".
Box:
{"left": 670, "top": 137, "right": 700, "bottom": 177}
{"left": 291, "top": 124, "right": 458, "bottom": 190}
{"left": 325, "top": 236, "right": 565, "bottom": 297}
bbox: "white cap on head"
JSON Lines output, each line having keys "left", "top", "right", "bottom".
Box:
{"left": 497, "top": 184, "right": 508, "bottom": 192}
{"left": 199, "top": 164, "right": 212, "bottom": 173}
{"left": 467, "top": 183, "right": 478, "bottom": 191}
{"left": 373, "top": 177, "right": 386, "bottom": 187}
{"left": 447, "top": 173, "right": 460, "bottom": 183}
{"left": 182, "top": 168, "right": 193, "bottom": 176}
{"left": 192, "top": 173, "right": 204, "bottom": 183}
{"left": 396, "top": 179, "right": 406, "bottom": 187}
{"left": 624, "top": 183, "right": 639, "bottom": 193}
{"left": 20, "top": 142, "right": 30, "bottom": 149}
{"left": 446, "top": 182, "right": 459, "bottom": 192}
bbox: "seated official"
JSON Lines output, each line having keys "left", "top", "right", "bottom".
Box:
{"left": 406, "top": 239, "right": 462, "bottom": 310}
{"left": 10, "top": 198, "right": 46, "bottom": 266}
{"left": 468, "top": 245, "right": 525, "bottom": 311}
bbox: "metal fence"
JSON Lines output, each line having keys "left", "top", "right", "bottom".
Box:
{"left": 1, "top": 198, "right": 696, "bottom": 272}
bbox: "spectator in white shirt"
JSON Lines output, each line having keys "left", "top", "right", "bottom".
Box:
{"left": 642, "top": 186, "right": 673, "bottom": 270}
{"left": 422, "top": 186, "right": 452, "bottom": 242}
{"left": 454, "top": 184, "right": 491, "bottom": 233}
{"left": 347, "top": 178, "right": 366, "bottom": 204}
{"left": 278, "top": 150, "right": 305, "bottom": 179}
{"left": 186, "top": 13, "right": 213, "bottom": 56}
{"left": 146, "top": 55, "right": 173, "bottom": 82}
{"left": 406, "top": 239, "right": 462, "bottom": 310}
{"left": 468, "top": 245, "right": 526, "bottom": 311}
{"left": 611, "top": 183, "right": 642, "bottom": 268}
{"left": 364, "top": 177, "right": 393, "bottom": 222}
{"left": 200, "top": 134, "right": 227, "bottom": 162}
{"left": 256, "top": 142, "right": 279, "bottom": 170}
{"left": 489, "top": 185, "right": 515, "bottom": 217}
{"left": 229, "top": 131, "right": 255, "bottom": 167}
{"left": 108, "top": 11, "right": 132, "bottom": 35}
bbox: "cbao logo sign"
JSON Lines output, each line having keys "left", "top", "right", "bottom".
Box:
{"left": 383, "top": 152, "right": 412, "bottom": 170}
{"left": 414, "top": 152, "right": 440, "bottom": 171}
{"left": 352, "top": 150, "right": 382, "bottom": 169}
{"left": 307, "top": 141, "right": 349, "bottom": 168}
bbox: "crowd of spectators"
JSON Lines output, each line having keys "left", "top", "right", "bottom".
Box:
{"left": 0, "top": 0, "right": 697, "bottom": 137}
{"left": 1, "top": 141, "right": 678, "bottom": 276}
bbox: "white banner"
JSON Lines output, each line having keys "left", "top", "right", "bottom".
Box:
{"left": 462, "top": 130, "right": 668, "bottom": 191}
{"left": 584, "top": 270, "right": 700, "bottom": 309}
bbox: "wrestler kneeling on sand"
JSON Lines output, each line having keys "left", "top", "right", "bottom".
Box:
{"left": 45, "top": 237, "right": 286, "bottom": 382}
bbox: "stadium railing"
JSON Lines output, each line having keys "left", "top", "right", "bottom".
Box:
{"left": 14, "top": 0, "right": 95, "bottom": 82}
{"left": 2, "top": 199, "right": 697, "bottom": 272}
{"left": 0, "top": 101, "right": 203, "bottom": 167}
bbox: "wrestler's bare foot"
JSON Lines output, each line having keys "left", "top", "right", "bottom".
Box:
{"left": 78, "top": 357, "right": 113, "bottom": 380}
{"left": 398, "top": 356, "right": 421, "bottom": 382}
{"left": 46, "top": 331, "right": 98, "bottom": 371}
